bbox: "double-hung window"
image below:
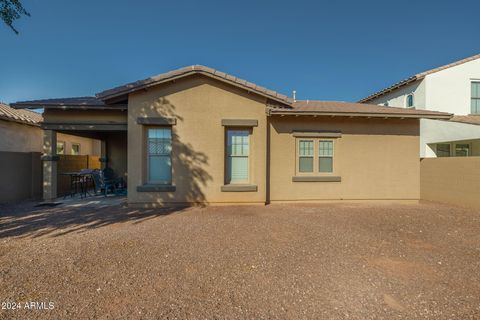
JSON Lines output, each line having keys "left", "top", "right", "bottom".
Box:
{"left": 226, "top": 130, "right": 249, "bottom": 183}
{"left": 455, "top": 143, "right": 469, "bottom": 157}
{"left": 319, "top": 141, "right": 334, "bottom": 172}
{"left": 56, "top": 141, "right": 65, "bottom": 155}
{"left": 298, "top": 140, "right": 314, "bottom": 172}
{"left": 71, "top": 143, "right": 80, "bottom": 155}
{"left": 436, "top": 143, "right": 451, "bottom": 157}
{"left": 147, "top": 128, "right": 172, "bottom": 184}
{"left": 471, "top": 82, "right": 480, "bottom": 114}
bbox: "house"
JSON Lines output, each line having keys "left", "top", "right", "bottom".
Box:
{"left": 0, "top": 103, "right": 102, "bottom": 203}
{"left": 12, "top": 66, "right": 450, "bottom": 206}
{"left": 359, "top": 53, "right": 480, "bottom": 158}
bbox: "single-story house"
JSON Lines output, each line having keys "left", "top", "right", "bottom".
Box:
{"left": 12, "top": 66, "right": 451, "bottom": 206}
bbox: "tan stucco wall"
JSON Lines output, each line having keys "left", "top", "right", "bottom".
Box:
{"left": 57, "top": 132, "right": 101, "bottom": 156}
{"left": 0, "top": 120, "right": 43, "bottom": 152}
{"left": 269, "top": 117, "right": 421, "bottom": 201}
{"left": 421, "top": 157, "right": 480, "bottom": 209}
{"left": 127, "top": 75, "right": 267, "bottom": 206}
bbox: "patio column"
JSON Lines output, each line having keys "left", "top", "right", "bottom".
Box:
{"left": 100, "top": 140, "right": 107, "bottom": 169}
{"left": 42, "top": 130, "right": 58, "bottom": 201}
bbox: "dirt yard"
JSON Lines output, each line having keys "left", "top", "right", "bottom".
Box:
{"left": 1, "top": 199, "right": 479, "bottom": 319}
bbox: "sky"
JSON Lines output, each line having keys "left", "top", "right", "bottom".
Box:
{"left": 1, "top": 0, "right": 479, "bottom": 104}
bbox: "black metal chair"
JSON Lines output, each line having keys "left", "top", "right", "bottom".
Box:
{"left": 91, "top": 169, "right": 117, "bottom": 197}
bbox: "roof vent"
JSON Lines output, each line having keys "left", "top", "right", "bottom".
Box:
{"left": 292, "top": 90, "right": 297, "bottom": 102}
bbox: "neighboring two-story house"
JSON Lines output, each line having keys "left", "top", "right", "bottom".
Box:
{"left": 359, "top": 54, "right": 480, "bottom": 158}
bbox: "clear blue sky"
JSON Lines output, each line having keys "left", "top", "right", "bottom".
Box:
{"left": 1, "top": 0, "right": 479, "bottom": 104}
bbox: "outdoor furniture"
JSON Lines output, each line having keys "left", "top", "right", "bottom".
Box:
{"left": 60, "top": 170, "right": 93, "bottom": 199}
{"left": 91, "top": 169, "right": 117, "bottom": 197}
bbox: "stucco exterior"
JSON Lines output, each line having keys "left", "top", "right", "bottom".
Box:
{"left": 127, "top": 75, "right": 267, "bottom": 206}
{"left": 369, "top": 80, "right": 426, "bottom": 110}
{"left": 0, "top": 119, "right": 43, "bottom": 153}
{"left": 269, "top": 117, "right": 420, "bottom": 202}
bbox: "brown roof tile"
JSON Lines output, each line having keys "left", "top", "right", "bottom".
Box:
{"left": 96, "top": 65, "right": 293, "bottom": 105}
{"left": 449, "top": 115, "right": 480, "bottom": 125}
{"left": 0, "top": 103, "right": 43, "bottom": 125}
{"left": 268, "top": 100, "right": 452, "bottom": 119}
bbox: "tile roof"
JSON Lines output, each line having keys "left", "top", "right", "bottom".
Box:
{"left": 0, "top": 103, "right": 43, "bottom": 125}
{"left": 359, "top": 53, "right": 480, "bottom": 103}
{"left": 10, "top": 96, "right": 113, "bottom": 109}
{"left": 449, "top": 115, "right": 480, "bottom": 125}
{"left": 96, "top": 65, "right": 293, "bottom": 105}
{"left": 268, "top": 100, "right": 452, "bottom": 119}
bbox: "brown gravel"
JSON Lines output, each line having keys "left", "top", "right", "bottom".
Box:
{"left": 1, "top": 199, "right": 480, "bottom": 319}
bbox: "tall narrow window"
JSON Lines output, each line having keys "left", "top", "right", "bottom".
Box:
{"left": 71, "top": 143, "right": 80, "bottom": 155}
{"left": 455, "top": 144, "right": 469, "bottom": 157}
{"left": 226, "top": 130, "right": 249, "bottom": 183}
{"left": 471, "top": 82, "right": 480, "bottom": 114}
{"left": 436, "top": 143, "right": 451, "bottom": 157}
{"left": 298, "top": 140, "right": 314, "bottom": 172}
{"left": 319, "top": 140, "right": 333, "bottom": 172}
{"left": 56, "top": 141, "right": 65, "bottom": 155}
{"left": 406, "top": 94, "right": 414, "bottom": 108}
{"left": 148, "top": 128, "right": 172, "bottom": 184}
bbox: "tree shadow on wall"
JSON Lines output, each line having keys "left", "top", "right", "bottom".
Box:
{"left": 136, "top": 97, "right": 213, "bottom": 205}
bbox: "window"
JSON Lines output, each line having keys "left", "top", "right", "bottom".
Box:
{"left": 471, "top": 82, "right": 480, "bottom": 114}
{"left": 71, "top": 143, "right": 80, "bottom": 155}
{"left": 226, "top": 130, "right": 249, "bottom": 184}
{"left": 383, "top": 102, "right": 389, "bottom": 107}
{"left": 455, "top": 144, "right": 469, "bottom": 157}
{"left": 406, "top": 94, "right": 414, "bottom": 108}
{"left": 298, "top": 140, "right": 314, "bottom": 172}
{"left": 319, "top": 141, "right": 333, "bottom": 172}
{"left": 147, "top": 128, "right": 172, "bottom": 184}
{"left": 56, "top": 141, "right": 65, "bottom": 155}
{"left": 436, "top": 144, "right": 451, "bottom": 157}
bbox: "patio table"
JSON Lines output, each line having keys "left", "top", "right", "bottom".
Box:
{"left": 60, "top": 172, "right": 94, "bottom": 199}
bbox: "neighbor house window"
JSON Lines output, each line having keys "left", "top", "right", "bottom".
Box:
{"left": 147, "top": 128, "right": 172, "bottom": 184}
{"left": 471, "top": 81, "right": 480, "bottom": 114}
{"left": 56, "top": 141, "right": 65, "bottom": 155}
{"left": 71, "top": 143, "right": 80, "bottom": 155}
{"left": 298, "top": 140, "right": 314, "bottom": 172}
{"left": 455, "top": 143, "right": 470, "bottom": 157}
{"left": 406, "top": 94, "right": 414, "bottom": 108}
{"left": 436, "top": 144, "right": 451, "bottom": 157}
{"left": 319, "top": 140, "right": 334, "bottom": 172}
{"left": 226, "top": 130, "right": 249, "bottom": 184}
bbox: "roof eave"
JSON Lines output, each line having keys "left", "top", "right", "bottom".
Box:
{"left": 358, "top": 76, "right": 420, "bottom": 103}
{"left": 267, "top": 109, "right": 452, "bottom": 120}
{"left": 10, "top": 103, "right": 127, "bottom": 110}
{"left": 96, "top": 69, "right": 293, "bottom": 106}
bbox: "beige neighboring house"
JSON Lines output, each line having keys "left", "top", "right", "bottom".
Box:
{"left": 0, "top": 103, "right": 101, "bottom": 203}
{"left": 360, "top": 53, "right": 480, "bottom": 158}
{"left": 12, "top": 66, "right": 450, "bottom": 206}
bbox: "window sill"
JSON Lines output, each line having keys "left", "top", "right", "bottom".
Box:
{"left": 292, "top": 176, "right": 341, "bottom": 182}
{"left": 136, "top": 184, "right": 176, "bottom": 192}
{"left": 221, "top": 184, "right": 258, "bottom": 192}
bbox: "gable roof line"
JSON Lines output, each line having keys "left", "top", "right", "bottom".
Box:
{"left": 359, "top": 53, "right": 480, "bottom": 103}
{"left": 95, "top": 65, "right": 293, "bottom": 105}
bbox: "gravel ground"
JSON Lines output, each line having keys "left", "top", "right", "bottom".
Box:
{"left": 1, "top": 199, "right": 480, "bottom": 319}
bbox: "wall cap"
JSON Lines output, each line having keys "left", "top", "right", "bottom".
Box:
{"left": 292, "top": 131, "right": 342, "bottom": 138}
{"left": 221, "top": 119, "right": 258, "bottom": 127}
{"left": 136, "top": 117, "right": 176, "bottom": 125}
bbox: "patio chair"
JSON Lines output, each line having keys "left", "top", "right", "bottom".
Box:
{"left": 91, "top": 169, "right": 117, "bottom": 197}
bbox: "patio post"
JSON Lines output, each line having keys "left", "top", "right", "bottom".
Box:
{"left": 42, "top": 130, "right": 58, "bottom": 201}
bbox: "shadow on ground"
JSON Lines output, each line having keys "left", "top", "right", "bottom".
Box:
{"left": 0, "top": 196, "right": 190, "bottom": 239}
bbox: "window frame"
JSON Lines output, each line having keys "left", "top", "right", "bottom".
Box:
{"left": 225, "top": 128, "right": 251, "bottom": 185}
{"left": 471, "top": 81, "right": 480, "bottom": 114}
{"left": 454, "top": 143, "right": 470, "bottom": 157}
{"left": 295, "top": 138, "right": 336, "bottom": 176}
{"left": 56, "top": 141, "right": 65, "bottom": 155}
{"left": 406, "top": 93, "right": 414, "bottom": 108}
{"left": 146, "top": 126, "right": 173, "bottom": 185}
{"left": 435, "top": 143, "right": 451, "bottom": 157}
{"left": 71, "top": 143, "right": 80, "bottom": 155}
{"left": 298, "top": 139, "right": 315, "bottom": 173}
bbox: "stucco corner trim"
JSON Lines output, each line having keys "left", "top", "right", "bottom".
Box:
{"left": 136, "top": 117, "right": 177, "bottom": 125}
{"left": 41, "top": 155, "right": 60, "bottom": 161}
{"left": 292, "top": 131, "right": 342, "bottom": 138}
{"left": 292, "top": 176, "right": 341, "bottom": 182}
{"left": 221, "top": 184, "right": 258, "bottom": 192}
{"left": 136, "top": 184, "right": 176, "bottom": 192}
{"left": 221, "top": 119, "right": 258, "bottom": 127}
